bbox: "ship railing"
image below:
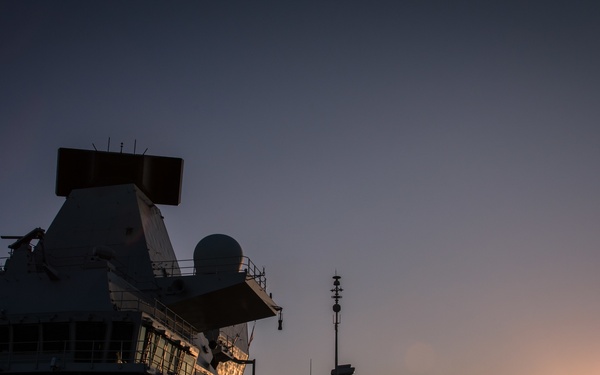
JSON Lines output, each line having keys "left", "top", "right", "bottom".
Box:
{"left": 110, "top": 291, "right": 197, "bottom": 341}
{"left": 0, "top": 339, "right": 134, "bottom": 366}
{"left": 153, "top": 256, "right": 268, "bottom": 291}
{"left": 0, "top": 338, "right": 196, "bottom": 375}
{"left": 215, "top": 331, "right": 246, "bottom": 354}
{"left": 20, "top": 251, "right": 169, "bottom": 290}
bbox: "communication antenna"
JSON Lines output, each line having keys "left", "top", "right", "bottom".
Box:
{"left": 331, "top": 273, "right": 343, "bottom": 374}
{"left": 330, "top": 272, "right": 355, "bottom": 375}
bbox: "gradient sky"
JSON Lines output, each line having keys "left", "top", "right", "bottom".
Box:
{"left": 2, "top": 1, "right": 600, "bottom": 375}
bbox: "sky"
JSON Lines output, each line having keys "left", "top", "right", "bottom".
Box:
{"left": 1, "top": 1, "right": 600, "bottom": 374}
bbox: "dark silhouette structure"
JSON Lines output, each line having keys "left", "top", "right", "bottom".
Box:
{"left": 331, "top": 273, "right": 355, "bottom": 375}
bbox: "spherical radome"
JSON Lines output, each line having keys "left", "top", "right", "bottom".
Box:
{"left": 193, "top": 234, "right": 244, "bottom": 274}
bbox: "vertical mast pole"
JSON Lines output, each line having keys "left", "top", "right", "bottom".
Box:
{"left": 331, "top": 273, "right": 343, "bottom": 375}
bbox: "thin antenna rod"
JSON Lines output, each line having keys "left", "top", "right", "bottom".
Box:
{"left": 107, "top": 137, "right": 111, "bottom": 152}
{"left": 134, "top": 139, "right": 137, "bottom": 154}
{"left": 92, "top": 143, "right": 97, "bottom": 151}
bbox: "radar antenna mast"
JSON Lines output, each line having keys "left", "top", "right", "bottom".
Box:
{"left": 330, "top": 272, "right": 355, "bottom": 375}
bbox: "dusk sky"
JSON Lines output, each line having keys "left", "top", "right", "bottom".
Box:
{"left": 2, "top": 1, "right": 600, "bottom": 374}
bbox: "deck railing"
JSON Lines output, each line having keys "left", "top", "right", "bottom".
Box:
{"left": 0, "top": 338, "right": 196, "bottom": 375}
{"left": 110, "top": 291, "right": 197, "bottom": 341}
{"left": 154, "top": 256, "right": 268, "bottom": 291}
{"left": 1, "top": 251, "right": 268, "bottom": 292}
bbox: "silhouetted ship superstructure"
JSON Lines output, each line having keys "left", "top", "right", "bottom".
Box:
{"left": 0, "top": 148, "right": 281, "bottom": 375}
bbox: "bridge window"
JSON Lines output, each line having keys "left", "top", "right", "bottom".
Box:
{"left": 43, "top": 323, "right": 70, "bottom": 352}
{"left": 109, "top": 322, "right": 134, "bottom": 363}
{"left": 75, "top": 322, "right": 106, "bottom": 362}
{"left": 13, "top": 324, "right": 38, "bottom": 353}
{"left": 0, "top": 325, "right": 8, "bottom": 352}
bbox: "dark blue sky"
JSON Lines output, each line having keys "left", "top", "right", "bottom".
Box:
{"left": 2, "top": 1, "right": 600, "bottom": 374}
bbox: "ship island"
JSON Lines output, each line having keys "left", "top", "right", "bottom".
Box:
{"left": 0, "top": 147, "right": 281, "bottom": 375}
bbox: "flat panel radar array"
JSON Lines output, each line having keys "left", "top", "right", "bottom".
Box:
{"left": 55, "top": 148, "right": 184, "bottom": 205}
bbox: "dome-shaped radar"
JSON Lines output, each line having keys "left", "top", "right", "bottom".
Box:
{"left": 193, "top": 234, "right": 244, "bottom": 274}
